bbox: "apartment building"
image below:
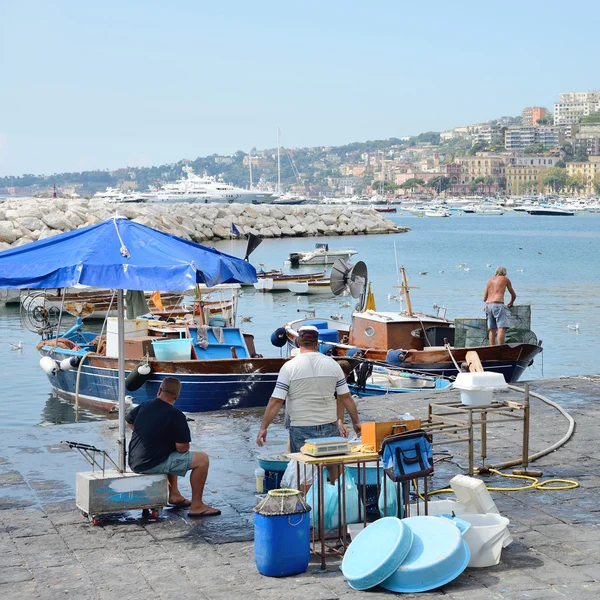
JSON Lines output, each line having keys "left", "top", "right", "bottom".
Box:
{"left": 567, "top": 156, "right": 600, "bottom": 194}
{"left": 504, "top": 127, "right": 563, "bottom": 150}
{"left": 471, "top": 124, "right": 503, "bottom": 146}
{"left": 554, "top": 91, "right": 600, "bottom": 125}
{"left": 507, "top": 156, "right": 559, "bottom": 167}
{"left": 522, "top": 107, "right": 548, "bottom": 127}
{"left": 456, "top": 154, "right": 505, "bottom": 183}
{"left": 505, "top": 165, "right": 548, "bottom": 195}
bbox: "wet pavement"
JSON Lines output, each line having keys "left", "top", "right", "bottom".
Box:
{"left": 1, "top": 375, "right": 600, "bottom": 599}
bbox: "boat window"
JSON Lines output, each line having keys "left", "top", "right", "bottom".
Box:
{"left": 364, "top": 326, "right": 375, "bottom": 337}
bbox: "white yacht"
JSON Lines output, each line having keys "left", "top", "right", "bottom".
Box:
{"left": 145, "top": 166, "right": 274, "bottom": 204}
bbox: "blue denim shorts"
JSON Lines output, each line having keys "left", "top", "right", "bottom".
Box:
{"left": 289, "top": 422, "right": 340, "bottom": 453}
{"left": 141, "top": 451, "right": 193, "bottom": 477}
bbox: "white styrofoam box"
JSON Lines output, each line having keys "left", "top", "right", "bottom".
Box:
{"left": 76, "top": 470, "right": 168, "bottom": 515}
{"left": 450, "top": 474, "right": 513, "bottom": 547}
{"left": 454, "top": 372, "right": 508, "bottom": 406}
{"left": 410, "top": 499, "right": 468, "bottom": 517}
{"left": 106, "top": 317, "right": 150, "bottom": 358}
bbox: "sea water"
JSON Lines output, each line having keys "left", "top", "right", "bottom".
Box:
{"left": 0, "top": 212, "right": 598, "bottom": 427}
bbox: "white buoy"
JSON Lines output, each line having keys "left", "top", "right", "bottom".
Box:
{"left": 40, "top": 356, "right": 59, "bottom": 376}
{"left": 59, "top": 356, "right": 80, "bottom": 371}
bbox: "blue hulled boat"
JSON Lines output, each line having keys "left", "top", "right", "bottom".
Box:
{"left": 38, "top": 320, "right": 286, "bottom": 413}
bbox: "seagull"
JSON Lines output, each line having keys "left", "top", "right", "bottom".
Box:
{"left": 387, "top": 294, "right": 398, "bottom": 300}
{"left": 10, "top": 342, "right": 23, "bottom": 350}
{"left": 464, "top": 268, "right": 470, "bottom": 272}
{"left": 239, "top": 316, "right": 253, "bottom": 323}
{"left": 439, "top": 270, "right": 444, "bottom": 273}
{"left": 538, "top": 252, "right": 542, "bottom": 255}
{"left": 567, "top": 323, "right": 580, "bottom": 331}
{"left": 516, "top": 269, "right": 524, "bottom": 273}
{"left": 330, "top": 314, "right": 343, "bottom": 320}
{"left": 419, "top": 271, "right": 428, "bottom": 275}
{"left": 486, "top": 264, "right": 492, "bottom": 267}
{"left": 340, "top": 301, "right": 351, "bottom": 308}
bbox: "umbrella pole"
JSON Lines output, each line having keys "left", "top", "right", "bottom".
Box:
{"left": 117, "top": 289, "right": 126, "bottom": 472}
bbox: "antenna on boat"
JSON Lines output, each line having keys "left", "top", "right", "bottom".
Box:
{"left": 393, "top": 240, "right": 404, "bottom": 313}
{"left": 394, "top": 266, "right": 419, "bottom": 317}
{"left": 277, "top": 126, "right": 281, "bottom": 196}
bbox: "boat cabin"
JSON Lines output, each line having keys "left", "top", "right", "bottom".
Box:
{"left": 349, "top": 311, "right": 454, "bottom": 351}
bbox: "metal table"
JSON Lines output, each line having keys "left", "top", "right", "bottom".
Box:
{"left": 288, "top": 451, "right": 387, "bottom": 570}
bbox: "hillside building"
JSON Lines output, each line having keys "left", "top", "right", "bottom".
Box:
{"left": 554, "top": 92, "right": 600, "bottom": 126}
{"left": 567, "top": 156, "right": 600, "bottom": 194}
{"left": 522, "top": 107, "right": 548, "bottom": 127}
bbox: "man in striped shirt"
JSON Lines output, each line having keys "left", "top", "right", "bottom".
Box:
{"left": 256, "top": 325, "right": 361, "bottom": 453}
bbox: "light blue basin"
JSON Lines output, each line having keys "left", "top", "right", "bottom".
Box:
{"left": 341, "top": 517, "right": 413, "bottom": 591}
{"left": 380, "top": 516, "right": 470, "bottom": 593}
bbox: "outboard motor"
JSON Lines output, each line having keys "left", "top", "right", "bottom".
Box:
{"left": 288, "top": 253, "right": 301, "bottom": 268}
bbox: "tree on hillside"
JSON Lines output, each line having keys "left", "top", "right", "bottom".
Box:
{"left": 574, "top": 145, "right": 589, "bottom": 162}
{"left": 542, "top": 167, "right": 568, "bottom": 192}
{"left": 593, "top": 173, "right": 600, "bottom": 194}
{"left": 469, "top": 142, "right": 488, "bottom": 155}
{"left": 523, "top": 143, "right": 546, "bottom": 155}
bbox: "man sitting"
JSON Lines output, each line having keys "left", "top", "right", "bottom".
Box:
{"left": 126, "top": 376, "right": 220, "bottom": 517}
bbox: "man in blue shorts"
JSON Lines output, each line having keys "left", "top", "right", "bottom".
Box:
{"left": 126, "top": 377, "right": 220, "bottom": 517}
{"left": 484, "top": 266, "right": 517, "bottom": 346}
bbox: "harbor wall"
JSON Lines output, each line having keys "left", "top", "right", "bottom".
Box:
{"left": 0, "top": 198, "right": 408, "bottom": 250}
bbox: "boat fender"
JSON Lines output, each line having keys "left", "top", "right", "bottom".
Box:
{"left": 386, "top": 350, "right": 407, "bottom": 366}
{"left": 345, "top": 347, "right": 364, "bottom": 358}
{"left": 125, "top": 363, "right": 153, "bottom": 392}
{"left": 59, "top": 356, "right": 81, "bottom": 371}
{"left": 40, "top": 356, "right": 59, "bottom": 376}
{"left": 270, "top": 327, "right": 288, "bottom": 348}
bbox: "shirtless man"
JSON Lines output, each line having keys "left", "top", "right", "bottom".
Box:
{"left": 483, "top": 266, "right": 516, "bottom": 345}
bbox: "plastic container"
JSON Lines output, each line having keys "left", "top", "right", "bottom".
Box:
{"left": 255, "top": 468, "right": 265, "bottom": 494}
{"left": 380, "top": 516, "right": 470, "bottom": 593}
{"left": 302, "top": 319, "right": 329, "bottom": 330}
{"left": 459, "top": 513, "right": 510, "bottom": 567}
{"left": 318, "top": 328, "right": 340, "bottom": 343}
{"left": 151, "top": 338, "right": 192, "bottom": 360}
{"left": 453, "top": 372, "right": 508, "bottom": 406}
{"left": 254, "top": 511, "right": 311, "bottom": 577}
{"left": 264, "top": 469, "right": 285, "bottom": 492}
{"left": 410, "top": 499, "right": 468, "bottom": 517}
{"left": 342, "top": 517, "right": 413, "bottom": 591}
{"left": 450, "top": 474, "right": 513, "bottom": 547}
{"left": 345, "top": 464, "right": 381, "bottom": 486}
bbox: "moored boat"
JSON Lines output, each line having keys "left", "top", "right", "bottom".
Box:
{"left": 253, "top": 270, "right": 326, "bottom": 292}
{"left": 288, "top": 244, "right": 357, "bottom": 266}
{"left": 287, "top": 279, "right": 332, "bottom": 295}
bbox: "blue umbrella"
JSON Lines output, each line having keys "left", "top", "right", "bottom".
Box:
{"left": 0, "top": 216, "right": 257, "bottom": 469}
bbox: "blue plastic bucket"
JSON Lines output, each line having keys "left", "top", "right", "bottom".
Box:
{"left": 319, "top": 328, "right": 340, "bottom": 343}
{"left": 254, "top": 510, "right": 311, "bottom": 577}
{"left": 151, "top": 338, "right": 192, "bottom": 360}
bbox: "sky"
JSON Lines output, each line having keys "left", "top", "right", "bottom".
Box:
{"left": 1, "top": 0, "right": 599, "bottom": 177}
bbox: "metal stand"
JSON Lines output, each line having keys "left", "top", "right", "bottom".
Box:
{"left": 424, "top": 391, "right": 531, "bottom": 475}
{"left": 61, "top": 440, "right": 122, "bottom": 474}
{"left": 289, "top": 451, "right": 382, "bottom": 570}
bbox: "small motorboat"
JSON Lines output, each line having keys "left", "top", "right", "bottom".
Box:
{"left": 288, "top": 243, "right": 357, "bottom": 266}
{"left": 287, "top": 279, "right": 333, "bottom": 295}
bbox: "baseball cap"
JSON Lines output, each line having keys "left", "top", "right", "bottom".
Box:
{"left": 298, "top": 325, "right": 319, "bottom": 341}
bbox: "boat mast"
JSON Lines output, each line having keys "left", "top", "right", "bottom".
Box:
{"left": 277, "top": 126, "right": 281, "bottom": 195}
{"left": 248, "top": 142, "right": 253, "bottom": 189}
{"left": 398, "top": 266, "right": 418, "bottom": 317}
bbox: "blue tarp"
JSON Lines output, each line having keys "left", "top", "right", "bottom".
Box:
{"left": 0, "top": 217, "right": 256, "bottom": 289}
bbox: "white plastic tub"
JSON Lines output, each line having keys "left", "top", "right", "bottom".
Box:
{"left": 409, "top": 499, "right": 468, "bottom": 517}
{"left": 459, "top": 513, "right": 510, "bottom": 567}
{"left": 453, "top": 372, "right": 508, "bottom": 406}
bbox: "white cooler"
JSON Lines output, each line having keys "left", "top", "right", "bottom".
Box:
{"left": 453, "top": 372, "right": 508, "bottom": 406}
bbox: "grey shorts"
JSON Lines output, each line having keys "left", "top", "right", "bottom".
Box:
{"left": 487, "top": 303, "right": 509, "bottom": 330}
{"left": 289, "top": 422, "right": 340, "bottom": 453}
{"left": 142, "top": 451, "right": 193, "bottom": 477}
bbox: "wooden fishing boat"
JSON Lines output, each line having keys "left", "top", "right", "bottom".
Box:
{"left": 287, "top": 279, "right": 333, "bottom": 295}
{"left": 276, "top": 266, "right": 542, "bottom": 383}
{"left": 38, "top": 320, "right": 287, "bottom": 412}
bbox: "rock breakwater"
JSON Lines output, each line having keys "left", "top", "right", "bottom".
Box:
{"left": 0, "top": 198, "right": 408, "bottom": 250}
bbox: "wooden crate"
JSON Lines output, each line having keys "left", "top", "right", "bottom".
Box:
{"left": 362, "top": 420, "right": 422, "bottom": 451}
{"left": 124, "top": 336, "right": 156, "bottom": 360}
